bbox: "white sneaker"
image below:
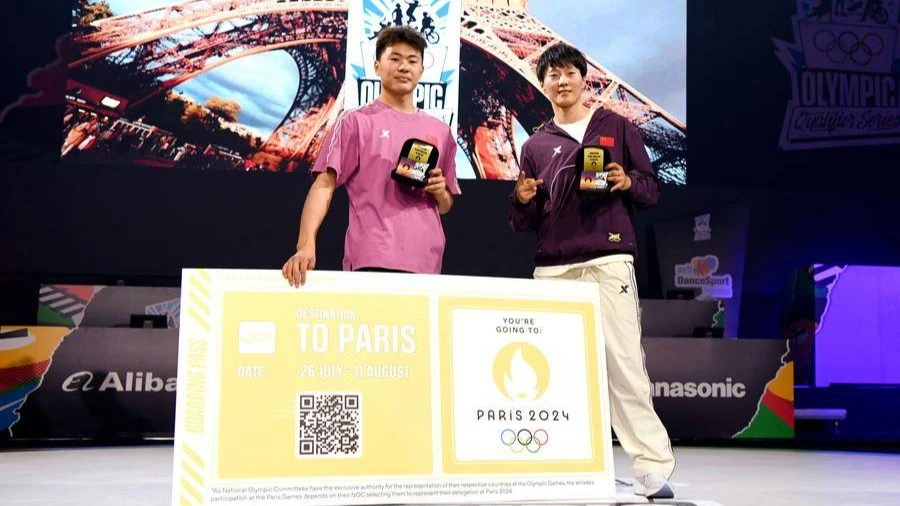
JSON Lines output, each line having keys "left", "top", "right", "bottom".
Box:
{"left": 633, "top": 472, "right": 675, "bottom": 499}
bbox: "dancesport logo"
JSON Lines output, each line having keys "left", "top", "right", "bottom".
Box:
{"left": 492, "top": 342, "right": 550, "bottom": 402}
{"left": 775, "top": 0, "right": 900, "bottom": 150}
{"left": 674, "top": 254, "right": 734, "bottom": 299}
{"left": 500, "top": 428, "right": 549, "bottom": 453}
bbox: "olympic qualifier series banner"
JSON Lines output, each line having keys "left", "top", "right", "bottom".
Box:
{"left": 343, "top": 0, "right": 461, "bottom": 129}
{"left": 172, "top": 269, "right": 613, "bottom": 505}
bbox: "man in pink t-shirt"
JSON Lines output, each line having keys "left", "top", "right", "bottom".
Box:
{"left": 283, "top": 27, "right": 460, "bottom": 286}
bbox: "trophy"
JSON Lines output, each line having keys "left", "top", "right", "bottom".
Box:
{"left": 575, "top": 146, "right": 611, "bottom": 193}
{"left": 391, "top": 139, "right": 439, "bottom": 188}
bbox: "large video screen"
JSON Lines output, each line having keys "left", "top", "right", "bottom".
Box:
{"left": 814, "top": 264, "right": 900, "bottom": 387}
{"left": 63, "top": 0, "right": 685, "bottom": 182}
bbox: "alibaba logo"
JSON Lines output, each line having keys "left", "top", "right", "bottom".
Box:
{"left": 492, "top": 342, "right": 550, "bottom": 401}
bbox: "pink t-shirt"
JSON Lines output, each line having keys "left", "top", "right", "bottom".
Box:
{"left": 312, "top": 100, "right": 461, "bottom": 274}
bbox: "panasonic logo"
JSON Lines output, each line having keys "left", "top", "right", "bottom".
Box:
{"left": 62, "top": 371, "right": 177, "bottom": 393}
{"left": 652, "top": 378, "right": 746, "bottom": 398}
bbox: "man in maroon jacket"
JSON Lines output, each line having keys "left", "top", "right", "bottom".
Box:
{"left": 510, "top": 42, "right": 675, "bottom": 499}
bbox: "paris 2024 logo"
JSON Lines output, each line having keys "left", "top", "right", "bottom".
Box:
{"left": 491, "top": 342, "right": 553, "bottom": 453}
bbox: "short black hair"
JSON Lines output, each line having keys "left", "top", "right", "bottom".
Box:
{"left": 375, "top": 26, "right": 427, "bottom": 60}
{"left": 536, "top": 42, "right": 588, "bottom": 82}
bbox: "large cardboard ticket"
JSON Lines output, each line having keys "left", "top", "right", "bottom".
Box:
{"left": 172, "top": 269, "right": 613, "bottom": 505}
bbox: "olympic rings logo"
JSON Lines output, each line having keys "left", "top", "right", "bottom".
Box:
{"left": 812, "top": 30, "right": 884, "bottom": 66}
{"left": 500, "top": 428, "right": 549, "bottom": 453}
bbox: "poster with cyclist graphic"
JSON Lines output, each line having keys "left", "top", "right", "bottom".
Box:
{"left": 343, "top": 0, "right": 461, "bottom": 132}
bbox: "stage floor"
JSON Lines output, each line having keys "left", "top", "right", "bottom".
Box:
{"left": 1, "top": 445, "right": 898, "bottom": 505}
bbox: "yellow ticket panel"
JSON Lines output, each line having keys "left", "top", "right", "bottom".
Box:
{"left": 172, "top": 270, "right": 614, "bottom": 505}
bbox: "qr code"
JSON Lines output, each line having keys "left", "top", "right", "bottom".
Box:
{"left": 296, "top": 392, "right": 362, "bottom": 458}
